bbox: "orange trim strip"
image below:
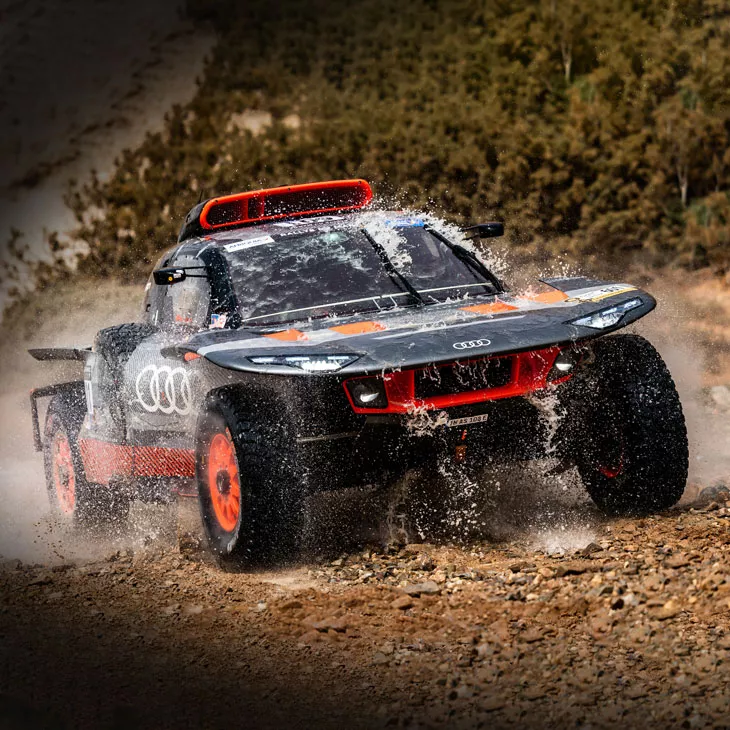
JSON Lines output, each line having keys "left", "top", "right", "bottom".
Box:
{"left": 461, "top": 300, "right": 518, "bottom": 315}
{"left": 263, "top": 329, "right": 308, "bottom": 342}
{"left": 329, "top": 321, "right": 386, "bottom": 335}
{"left": 519, "top": 290, "right": 569, "bottom": 304}
{"left": 78, "top": 440, "right": 195, "bottom": 485}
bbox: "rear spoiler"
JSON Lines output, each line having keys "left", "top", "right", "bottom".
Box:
{"left": 28, "top": 347, "right": 92, "bottom": 362}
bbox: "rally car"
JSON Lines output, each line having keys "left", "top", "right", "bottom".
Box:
{"left": 29, "top": 179, "right": 688, "bottom": 561}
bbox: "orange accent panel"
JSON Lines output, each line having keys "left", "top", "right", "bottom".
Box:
{"left": 78, "top": 439, "right": 195, "bottom": 485}
{"left": 519, "top": 290, "right": 569, "bottom": 304}
{"left": 133, "top": 447, "right": 196, "bottom": 479}
{"left": 78, "top": 439, "right": 133, "bottom": 484}
{"left": 330, "top": 321, "right": 386, "bottom": 335}
{"left": 461, "top": 301, "right": 518, "bottom": 315}
{"left": 263, "top": 329, "right": 308, "bottom": 342}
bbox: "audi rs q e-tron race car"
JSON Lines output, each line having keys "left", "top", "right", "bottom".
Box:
{"left": 29, "top": 179, "right": 689, "bottom": 562}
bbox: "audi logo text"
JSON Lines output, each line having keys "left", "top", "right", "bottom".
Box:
{"left": 452, "top": 339, "right": 491, "bottom": 350}
{"left": 135, "top": 364, "right": 192, "bottom": 415}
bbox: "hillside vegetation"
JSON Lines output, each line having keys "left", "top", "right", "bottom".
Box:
{"left": 68, "top": 0, "right": 730, "bottom": 281}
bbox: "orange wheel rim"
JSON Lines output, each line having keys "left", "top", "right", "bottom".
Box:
{"left": 208, "top": 429, "right": 241, "bottom": 532}
{"left": 597, "top": 441, "right": 624, "bottom": 479}
{"left": 52, "top": 431, "right": 76, "bottom": 515}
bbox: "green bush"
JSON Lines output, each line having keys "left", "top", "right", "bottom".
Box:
{"left": 69, "top": 0, "right": 730, "bottom": 280}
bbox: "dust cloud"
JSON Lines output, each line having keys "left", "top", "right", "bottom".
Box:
{"left": 0, "top": 282, "right": 156, "bottom": 564}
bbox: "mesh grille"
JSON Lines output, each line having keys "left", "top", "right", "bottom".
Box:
{"left": 414, "top": 357, "right": 514, "bottom": 399}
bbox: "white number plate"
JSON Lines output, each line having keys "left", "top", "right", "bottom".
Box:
{"left": 446, "top": 413, "right": 489, "bottom": 428}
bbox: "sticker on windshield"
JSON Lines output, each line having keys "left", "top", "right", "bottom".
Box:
{"left": 385, "top": 217, "right": 425, "bottom": 228}
{"left": 209, "top": 313, "right": 228, "bottom": 329}
{"left": 273, "top": 215, "right": 344, "bottom": 228}
{"left": 224, "top": 236, "right": 275, "bottom": 252}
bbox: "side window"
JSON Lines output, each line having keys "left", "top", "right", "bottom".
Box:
{"left": 142, "top": 252, "right": 172, "bottom": 327}
{"left": 169, "top": 271, "right": 211, "bottom": 328}
{"left": 142, "top": 253, "right": 211, "bottom": 330}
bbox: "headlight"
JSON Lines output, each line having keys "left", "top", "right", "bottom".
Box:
{"left": 345, "top": 377, "right": 388, "bottom": 409}
{"left": 247, "top": 354, "right": 360, "bottom": 372}
{"left": 570, "top": 298, "right": 643, "bottom": 330}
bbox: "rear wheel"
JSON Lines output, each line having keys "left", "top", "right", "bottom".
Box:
{"left": 196, "top": 390, "right": 303, "bottom": 564}
{"left": 43, "top": 389, "right": 130, "bottom": 525}
{"left": 558, "top": 334, "right": 688, "bottom": 516}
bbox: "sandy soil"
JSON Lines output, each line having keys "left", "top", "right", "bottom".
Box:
{"left": 0, "top": 273, "right": 729, "bottom": 727}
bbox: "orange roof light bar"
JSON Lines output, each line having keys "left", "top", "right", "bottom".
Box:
{"left": 199, "top": 179, "right": 373, "bottom": 231}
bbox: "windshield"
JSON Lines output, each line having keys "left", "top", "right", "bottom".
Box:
{"left": 224, "top": 224, "right": 497, "bottom": 325}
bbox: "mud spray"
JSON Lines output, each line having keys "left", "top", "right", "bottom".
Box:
{"left": 1, "top": 269, "right": 727, "bottom": 566}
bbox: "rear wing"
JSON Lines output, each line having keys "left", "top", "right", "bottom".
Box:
{"left": 28, "top": 348, "right": 92, "bottom": 451}
{"left": 178, "top": 179, "right": 373, "bottom": 242}
{"left": 28, "top": 347, "right": 92, "bottom": 362}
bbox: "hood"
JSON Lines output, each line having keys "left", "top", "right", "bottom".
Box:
{"left": 179, "top": 278, "right": 655, "bottom": 375}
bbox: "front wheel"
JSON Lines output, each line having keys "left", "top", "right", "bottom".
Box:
{"left": 558, "top": 334, "right": 688, "bottom": 516}
{"left": 196, "top": 389, "right": 303, "bottom": 564}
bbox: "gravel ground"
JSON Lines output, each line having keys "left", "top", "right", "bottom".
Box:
{"left": 2, "top": 276, "right": 730, "bottom": 728}
{"left": 1, "top": 486, "right": 728, "bottom": 729}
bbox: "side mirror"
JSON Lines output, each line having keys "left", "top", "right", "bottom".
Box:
{"left": 462, "top": 222, "right": 504, "bottom": 239}
{"left": 153, "top": 268, "right": 187, "bottom": 285}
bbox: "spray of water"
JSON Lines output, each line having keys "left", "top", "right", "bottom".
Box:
{"left": 1, "top": 237, "right": 726, "bottom": 567}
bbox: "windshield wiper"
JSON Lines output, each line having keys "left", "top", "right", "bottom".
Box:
{"left": 360, "top": 229, "right": 425, "bottom": 307}
{"left": 424, "top": 226, "right": 503, "bottom": 294}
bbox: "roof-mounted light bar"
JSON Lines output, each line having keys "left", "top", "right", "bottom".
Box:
{"left": 202, "top": 179, "right": 372, "bottom": 230}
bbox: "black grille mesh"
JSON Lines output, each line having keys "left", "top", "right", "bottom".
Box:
{"left": 414, "top": 357, "right": 514, "bottom": 399}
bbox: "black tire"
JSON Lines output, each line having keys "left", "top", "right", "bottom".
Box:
{"left": 557, "top": 334, "right": 688, "bottom": 516}
{"left": 195, "top": 389, "right": 304, "bottom": 564}
{"left": 95, "top": 323, "right": 157, "bottom": 427}
{"left": 43, "top": 388, "right": 130, "bottom": 525}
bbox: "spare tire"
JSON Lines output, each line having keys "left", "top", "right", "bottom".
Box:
{"left": 94, "top": 323, "right": 157, "bottom": 427}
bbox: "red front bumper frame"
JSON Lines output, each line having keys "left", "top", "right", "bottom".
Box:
{"left": 343, "top": 346, "right": 565, "bottom": 415}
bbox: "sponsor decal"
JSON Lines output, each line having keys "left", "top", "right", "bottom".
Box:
{"left": 446, "top": 413, "right": 489, "bottom": 427}
{"left": 453, "top": 339, "right": 491, "bottom": 350}
{"left": 135, "top": 364, "right": 192, "bottom": 416}
{"left": 567, "top": 285, "right": 637, "bottom": 303}
{"left": 273, "top": 215, "right": 344, "bottom": 228}
{"left": 209, "top": 313, "right": 227, "bottom": 329}
{"left": 224, "top": 235, "right": 275, "bottom": 252}
{"left": 384, "top": 217, "right": 425, "bottom": 228}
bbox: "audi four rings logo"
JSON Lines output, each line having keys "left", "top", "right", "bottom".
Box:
{"left": 452, "top": 339, "right": 491, "bottom": 350}
{"left": 135, "top": 364, "right": 192, "bottom": 415}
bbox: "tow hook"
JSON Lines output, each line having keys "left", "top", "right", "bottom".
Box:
{"left": 454, "top": 429, "right": 468, "bottom": 462}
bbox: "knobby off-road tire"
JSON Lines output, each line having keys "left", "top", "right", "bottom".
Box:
{"left": 558, "top": 334, "right": 688, "bottom": 516}
{"left": 43, "top": 387, "right": 130, "bottom": 526}
{"left": 196, "top": 389, "right": 304, "bottom": 565}
{"left": 94, "top": 323, "right": 157, "bottom": 427}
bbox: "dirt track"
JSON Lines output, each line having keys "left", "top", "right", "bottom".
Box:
{"left": 1, "top": 275, "right": 730, "bottom": 727}
{"left": 1, "top": 491, "right": 730, "bottom": 728}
